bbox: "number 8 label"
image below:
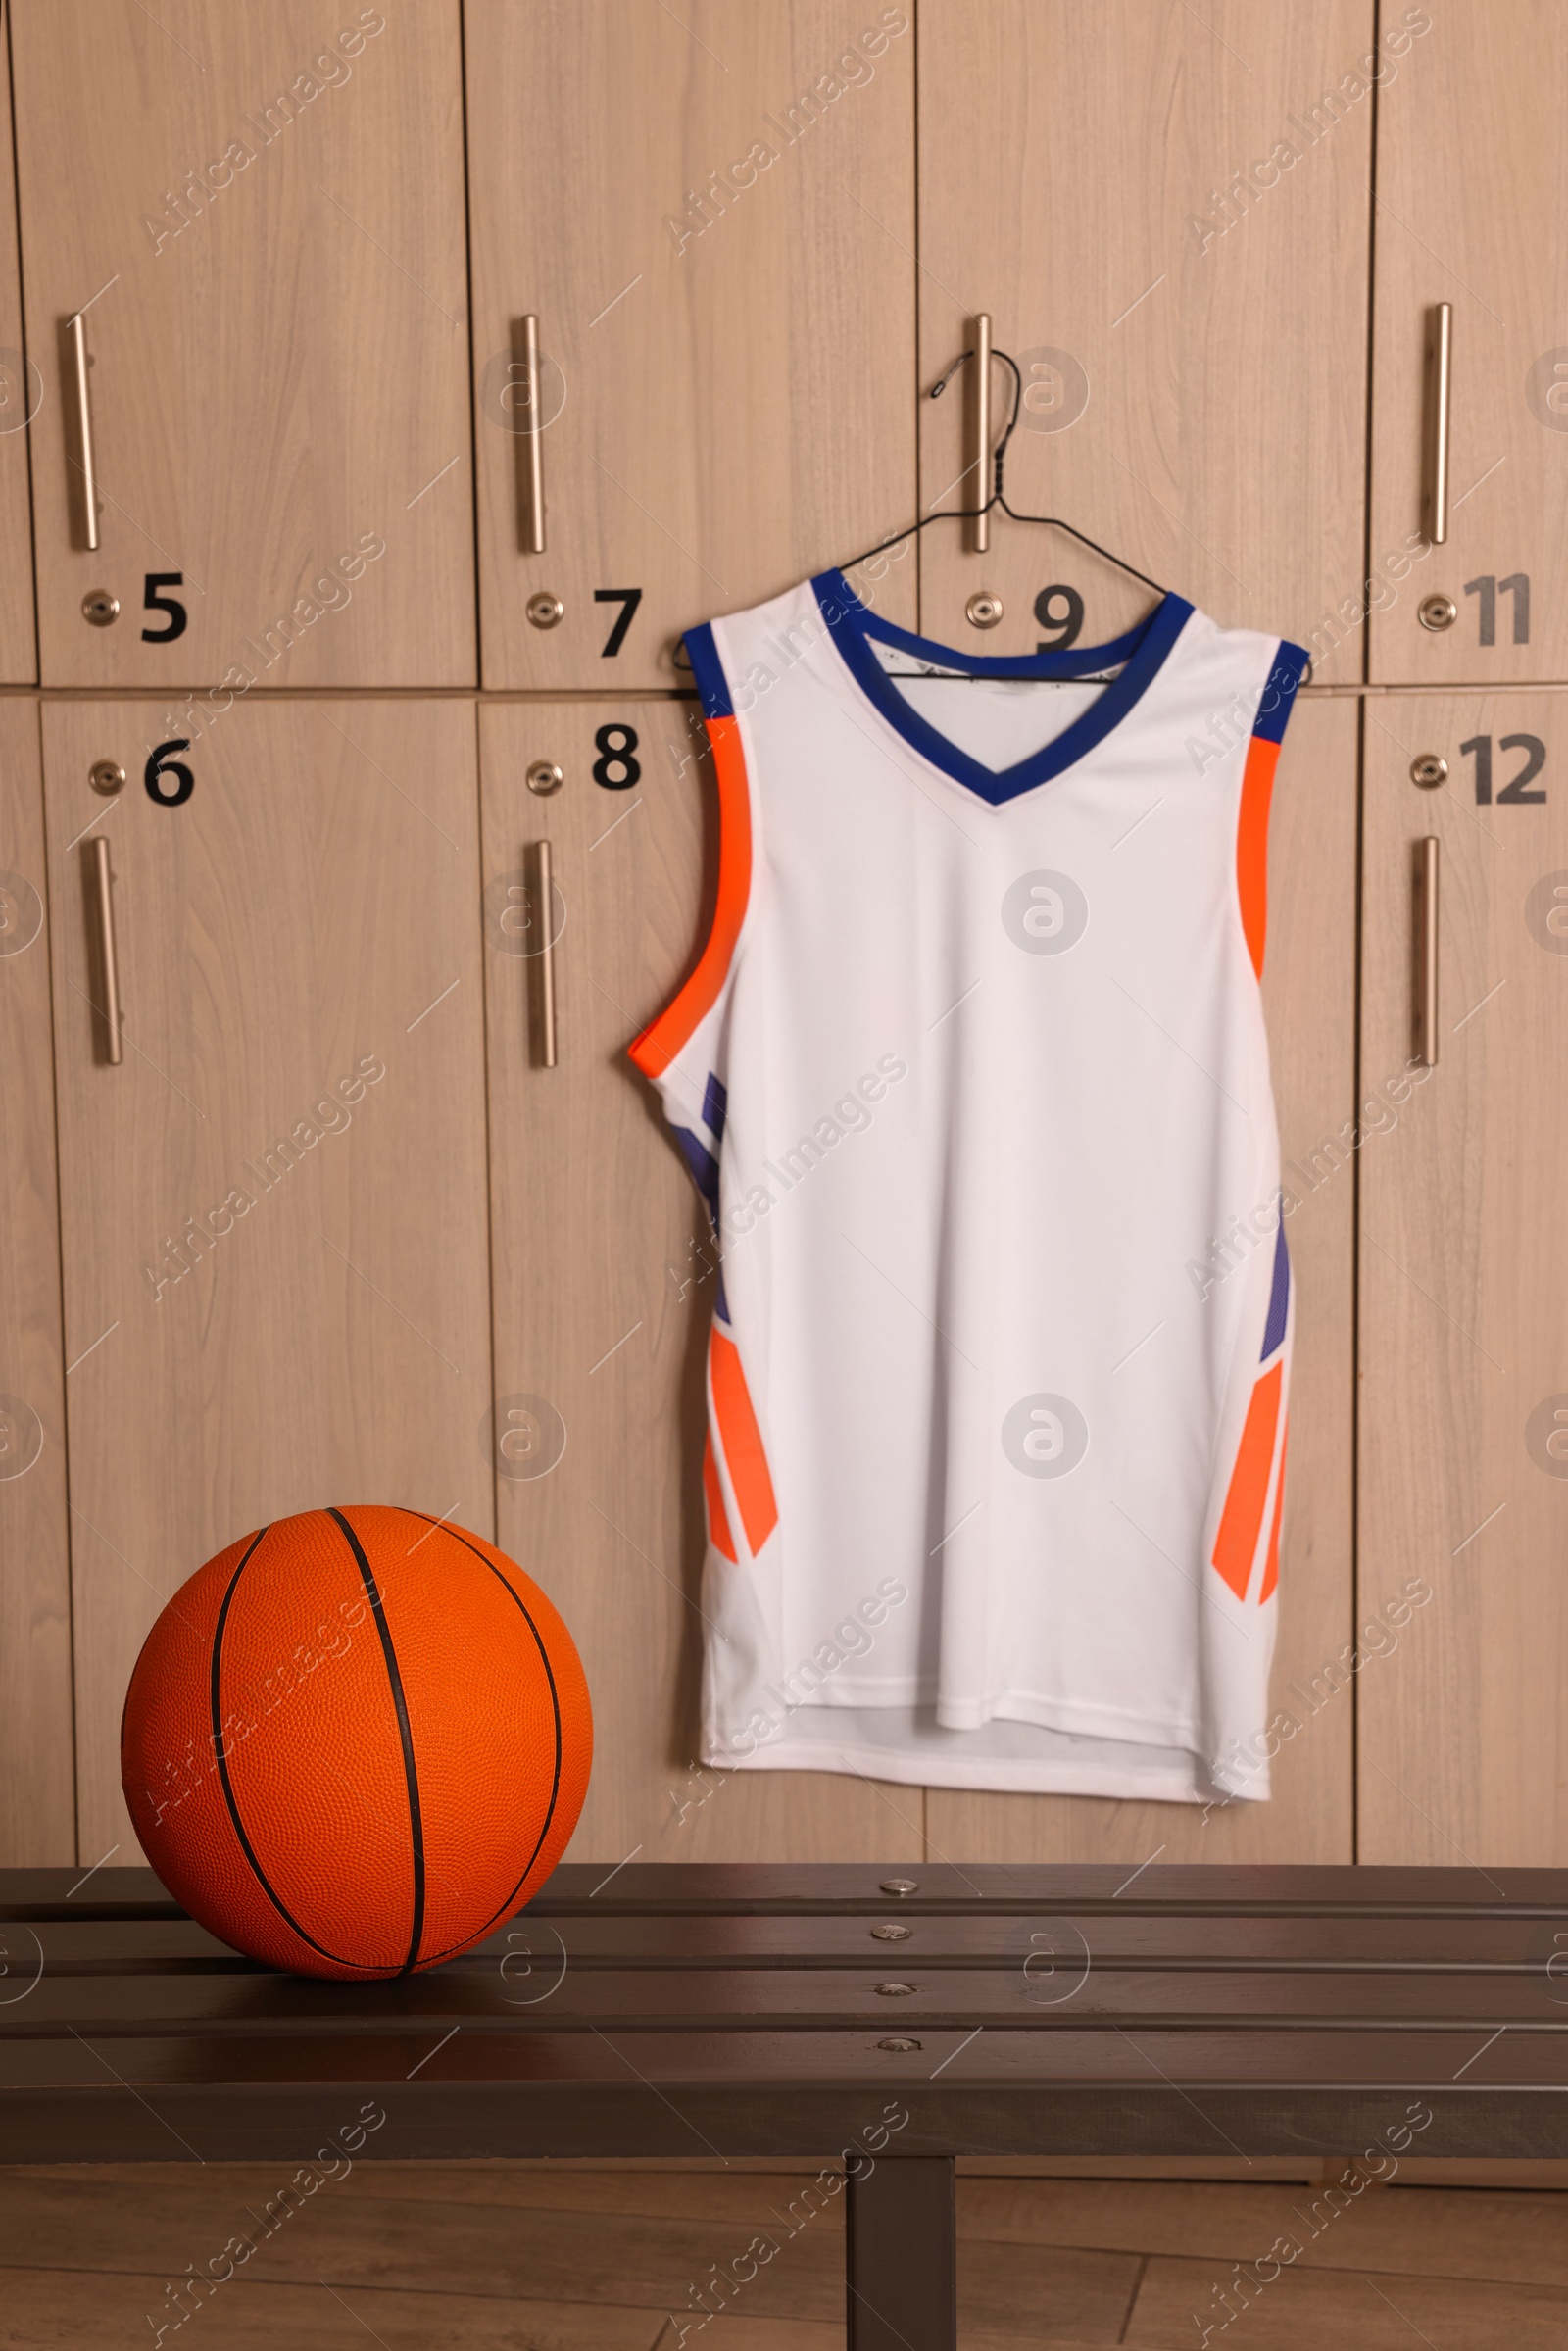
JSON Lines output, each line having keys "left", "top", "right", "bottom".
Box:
{"left": 593, "top": 724, "right": 640, "bottom": 790}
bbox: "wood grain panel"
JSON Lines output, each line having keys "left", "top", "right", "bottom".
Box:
{"left": 0, "top": 10, "right": 37, "bottom": 682}
{"left": 1127, "top": 2252, "right": 1568, "bottom": 2347}
{"left": 43, "top": 698, "right": 492, "bottom": 1863}
{"left": 466, "top": 2, "right": 917, "bottom": 690}
{"left": 0, "top": 2272, "right": 669, "bottom": 2351}
{"left": 0, "top": 2165, "right": 1558, "bottom": 2351}
{"left": 0, "top": 698, "right": 74, "bottom": 1863}
{"left": 961, "top": 2170, "right": 1568, "bottom": 2285}
{"left": 1370, "top": 3, "right": 1568, "bottom": 683}
{"left": 11, "top": 1, "right": 473, "bottom": 687}
{"left": 927, "top": 699, "right": 1357, "bottom": 1863}
{"left": 916, "top": 1, "right": 1373, "bottom": 672}
{"left": 1359, "top": 694, "right": 1568, "bottom": 1862}
{"left": 478, "top": 702, "right": 921, "bottom": 1861}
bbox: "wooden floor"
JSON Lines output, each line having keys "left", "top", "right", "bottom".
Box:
{"left": 2, "top": 2160, "right": 1565, "bottom": 2348}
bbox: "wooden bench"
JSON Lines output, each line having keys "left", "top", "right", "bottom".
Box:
{"left": 3, "top": 1863, "right": 1564, "bottom": 2349}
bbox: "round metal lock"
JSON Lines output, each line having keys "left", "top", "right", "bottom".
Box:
{"left": 526, "top": 760, "right": 564, "bottom": 796}
{"left": 81, "top": 589, "right": 120, "bottom": 627}
{"left": 526, "top": 592, "right": 564, "bottom": 630}
{"left": 877, "top": 2035, "right": 921, "bottom": 2052}
{"left": 880, "top": 1877, "right": 919, "bottom": 1896}
{"left": 89, "top": 759, "right": 126, "bottom": 796}
{"left": 1417, "top": 594, "right": 1457, "bottom": 632}
{"left": 870, "top": 1922, "right": 911, "bottom": 1941}
{"left": 965, "top": 590, "right": 1004, "bottom": 630}
{"left": 1410, "top": 754, "right": 1448, "bottom": 790}
{"left": 874, "top": 1982, "right": 915, "bottom": 1996}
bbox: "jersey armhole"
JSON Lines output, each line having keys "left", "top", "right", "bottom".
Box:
{"left": 628, "top": 623, "right": 754, "bottom": 1086}
{"left": 1235, "top": 638, "right": 1309, "bottom": 982}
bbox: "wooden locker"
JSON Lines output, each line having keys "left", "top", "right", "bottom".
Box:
{"left": 11, "top": 2, "right": 474, "bottom": 689}
{"left": 1360, "top": 693, "right": 1568, "bottom": 1863}
{"left": 925, "top": 699, "right": 1359, "bottom": 1863}
{"left": 44, "top": 698, "right": 493, "bottom": 1861}
{"left": 1369, "top": 4, "right": 1568, "bottom": 683}
{"left": 0, "top": 10, "right": 37, "bottom": 682}
{"left": 0, "top": 699, "right": 74, "bottom": 1863}
{"left": 478, "top": 701, "right": 921, "bottom": 1862}
{"left": 466, "top": 2, "right": 917, "bottom": 692}
{"left": 915, "top": 1, "right": 1374, "bottom": 673}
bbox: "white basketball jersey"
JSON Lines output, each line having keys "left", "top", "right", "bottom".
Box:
{"left": 631, "top": 569, "right": 1308, "bottom": 1804}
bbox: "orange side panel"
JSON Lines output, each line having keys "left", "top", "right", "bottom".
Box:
{"left": 1259, "top": 1425, "right": 1288, "bottom": 1604}
{"left": 709, "top": 1328, "right": 778, "bottom": 1556}
{"left": 630, "top": 713, "right": 752, "bottom": 1079}
{"left": 703, "top": 1428, "right": 738, "bottom": 1562}
{"left": 1236, "top": 735, "right": 1281, "bottom": 980}
{"left": 1211, "top": 1361, "right": 1284, "bottom": 1601}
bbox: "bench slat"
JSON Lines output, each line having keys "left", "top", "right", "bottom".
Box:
{"left": 2, "top": 2024, "right": 1564, "bottom": 2089}
{"left": 7, "top": 1862, "right": 1568, "bottom": 1919}
{"left": 6, "top": 1914, "right": 1567, "bottom": 1968}
{"left": 2, "top": 1966, "right": 1566, "bottom": 2033}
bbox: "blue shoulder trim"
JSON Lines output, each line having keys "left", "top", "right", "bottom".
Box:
{"left": 683, "top": 623, "right": 733, "bottom": 721}
{"left": 1252, "top": 640, "right": 1309, "bottom": 747}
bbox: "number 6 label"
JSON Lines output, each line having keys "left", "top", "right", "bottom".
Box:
{"left": 145, "top": 740, "right": 194, "bottom": 807}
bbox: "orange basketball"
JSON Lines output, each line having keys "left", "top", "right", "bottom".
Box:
{"left": 121, "top": 1505, "right": 592, "bottom": 1979}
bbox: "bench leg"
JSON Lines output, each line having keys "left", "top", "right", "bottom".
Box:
{"left": 845, "top": 2155, "right": 956, "bottom": 2351}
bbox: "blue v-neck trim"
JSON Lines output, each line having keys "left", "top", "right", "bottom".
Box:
{"left": 810, "top": 568, "right": 1194, "bottom": 806}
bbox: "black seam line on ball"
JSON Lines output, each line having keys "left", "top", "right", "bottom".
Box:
{"left": 209, "top": 1526, "right": 380, "bottom": 1974}
{"left": 328, "top": 1507, "right": 426, "bottom": 1977}
{"left": 396, "top": 1510, "right": 564, "bottom": 1965}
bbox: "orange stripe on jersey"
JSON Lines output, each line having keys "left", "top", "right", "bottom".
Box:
{"left": 703, "top": 1428, "right": 737, "bottom": 1563}
{"left": 1258, "top": 1423, "right": 1287, "bottom": 1604}
{"left": 1236, "top": 735, "right": 1281, "bottom": 980}
{"left": 1211, "top": 1359, "right": 1283, "bottom": 1600}
{"left": 709, "top": 1327, "right": 778, "bottom": 1555}
{"left": 629, "top": 713, "right": 753, "bottom": 1080}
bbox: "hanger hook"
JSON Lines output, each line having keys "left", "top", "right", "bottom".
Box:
{"left": 926, "top": 341, "right": 1023, "bottom": 505}
{"left": 927, "top": 349, "right": 973, "bottom": 399}
{"left": 989, "top": 347, "right": 1023, "bottom": 502}
{"left": 836, "top": 330, "right": 1167, "bottom": 598}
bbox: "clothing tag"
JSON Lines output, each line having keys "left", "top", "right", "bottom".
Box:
{"left": 878, "top": 662, "right": 1126, "bottom": 688}
{"left": 869, "top": 640, "right": 1124, "bottom": 687}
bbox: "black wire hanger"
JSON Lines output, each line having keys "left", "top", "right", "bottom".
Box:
{"left": 839, "top": 339, "right": 1169, "bottom": 608}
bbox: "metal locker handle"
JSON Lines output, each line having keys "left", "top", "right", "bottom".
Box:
{"left": 533, "top": 836, "right": 557, "bottom": 1067}
{"left": 517, "top": 314, "right": 546, "bottom": 555}
{"left": 89, "top": 835, "right": 122, "bottom": 1063}
{"left": 971, "top": 311, "right": 991, "bottom": 555}
{"left": 1416, "top": 835, "right": 1440, "bottom": 1068}
{"left": 67, "top": 312, "right": 101, "bottom": 551}
{"left": 1426, "top": 302, "right": 1451, "bottom": 547}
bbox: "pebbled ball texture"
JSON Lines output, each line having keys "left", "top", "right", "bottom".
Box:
{"left": 121, "top": 1505, "right": 592, "bottom": 1979}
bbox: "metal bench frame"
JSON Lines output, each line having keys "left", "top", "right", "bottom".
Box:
{"left": 3, "top": 1863, "right": 1563, "bottom": 2350}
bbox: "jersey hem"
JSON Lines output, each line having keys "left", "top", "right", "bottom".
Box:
{"left": 702, "top": 1738, "right": 1267, "bottom": 1804}
{"left": 740, "top": 1672, "right": 1213, "bottom": 1750}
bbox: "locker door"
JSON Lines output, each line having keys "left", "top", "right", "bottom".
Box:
{"left": 0, "top": 9, "right": 36, "bottom": 682}
{"left": 1360, "top": 694, "right": 1568, "bottom": 1862}
{"left": 466, "top": 4, "right": 917, "bottom": 692}
{"left": 44, "top": 700, "right": 492, "bottom": 1861}
{"left": 1369, "top": 5, "right": 1568, "bottom": 683}
{"left": 12, "top": 2, "right": 474, "bottom": 688}
{"left": 916, "top": 1, "right": 1375, "bottom": 670}
{"left": 478, "top": 700, "right": 921, "bottom": 1861}
{"left": 0, "top": 703, "right": 74, "bottom": 1863}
